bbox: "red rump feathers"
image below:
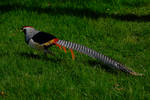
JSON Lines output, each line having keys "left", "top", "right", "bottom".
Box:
{"left": 21, "top": 26, "right": 33, "bottom": 30}
{"left": 23, "top": 26, "right": 33, "bottom": 28}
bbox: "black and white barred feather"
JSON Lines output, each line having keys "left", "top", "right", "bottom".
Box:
{"left": 57, "top": 40, "right": 142, "bottom": 76}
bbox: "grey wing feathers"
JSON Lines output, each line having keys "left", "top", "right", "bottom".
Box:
{"left": 57, "top": 40, "right": 142, "bottom": 76}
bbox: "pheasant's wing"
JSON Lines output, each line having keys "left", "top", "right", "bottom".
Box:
{"left": 32, "top": 32, "right": 56, "bottom": 44}
{"left": 56, "top": 40, "right": 143, "bottom": 76}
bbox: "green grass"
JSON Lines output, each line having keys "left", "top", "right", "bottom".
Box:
{"left": 0, "top": 0, "right": 150, "bottom": 99}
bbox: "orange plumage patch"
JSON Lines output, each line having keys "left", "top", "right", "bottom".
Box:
{"left": 42, "top": 38, "right": 59, "bottom": 46}
{"left": 55, "top": 43, "right": 62, "bottom": 49}
{"left": 54, "top": 39, "right": 75, "bottom": 60}
{"left": 63, "top": 47, "right": 67, "bottom": 53}
{"left": 43, "top": 39, "right": 55, "bottom": 46}
{"left": 70, "top": 49, "right": 75, "bottom": 60}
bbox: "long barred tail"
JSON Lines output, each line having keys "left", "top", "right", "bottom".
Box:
{"left": 55, "top": 39, "right": 142, "bottom": 76}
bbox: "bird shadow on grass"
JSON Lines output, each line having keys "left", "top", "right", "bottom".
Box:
{"left": 0, "top": 4, "right": 150, "bottom": 22}
{"left": 19, "top": 52, "right": 118, "bottom": 75}
{"left": 88, "top": 59, "right": 122, "bottom": 75}
{"left": 19, "top": 52, "right": 62, "bottom": 62}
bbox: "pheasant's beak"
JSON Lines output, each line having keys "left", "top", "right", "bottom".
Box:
{"left": 21, "top": 27, "right": 24, "bottom": 31}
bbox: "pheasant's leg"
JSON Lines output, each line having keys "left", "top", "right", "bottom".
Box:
{"left": 44, "top": 49, "right": 55, "bottom": 56}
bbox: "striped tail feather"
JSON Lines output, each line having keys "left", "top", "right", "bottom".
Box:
{"left": 56, "top": 40, "right": 143, "bottom": 76}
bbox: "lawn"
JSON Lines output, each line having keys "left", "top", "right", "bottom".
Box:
{"left": 0, "top": 0, "right": 150, "bottom": 99}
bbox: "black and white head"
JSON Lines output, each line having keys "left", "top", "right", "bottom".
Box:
{"left": 22, "top": 26, "right": 33, "bottom": 34}
{"left": 21, "top": 26, "right": 39, "bottom": 43}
